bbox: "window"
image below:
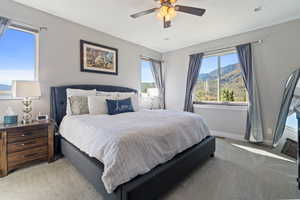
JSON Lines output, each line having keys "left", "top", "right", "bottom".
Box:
{"left": 193, "top": 50, "right": 247, "bottom": 104}
{"left": 0, "top": 26, "right": 37, "bottom": 99}
{"left": 140, "top": 59, "right": 158, "bottom": 97}
{"left": 140, "top": 59, "right": 159, "bottom": 109}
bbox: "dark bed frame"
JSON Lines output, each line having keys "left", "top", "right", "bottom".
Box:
{"left": 50, "top": 85, "right": 216, "bottom": 200}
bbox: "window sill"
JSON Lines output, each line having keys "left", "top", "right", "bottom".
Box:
{"left": 0, "top": 97, "right": 23, "bottom": 101}
{"left": 193, "top": 102, "right": 248, "bottom": 111}
{"left": 0, "top": 97, "right": 40, "bottom": 101}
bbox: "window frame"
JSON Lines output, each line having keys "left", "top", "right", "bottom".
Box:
{"left": 0, "top": 25, "right": 39, "bottom": 100}
{"left": 193, "top": 49, "right": 248, "bottom": 106}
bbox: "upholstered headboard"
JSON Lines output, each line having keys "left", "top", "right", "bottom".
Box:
{"left": 50, "top": 85, "right": 138, "bottom": 126}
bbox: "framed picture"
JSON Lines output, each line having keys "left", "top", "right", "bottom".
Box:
{"left": 80, "top": 40, "right": 118, "bottom": 75}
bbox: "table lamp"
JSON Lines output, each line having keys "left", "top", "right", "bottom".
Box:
{"left": 12, "top": 80, "right": 41, "bottom": 124}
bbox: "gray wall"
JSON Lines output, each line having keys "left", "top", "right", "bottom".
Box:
{"left": 164, "top": 19, "right": 300, "bottom": 141}
{"left": 194, "top": 105, "right": 247, "bottom": 141}
{"left": 0, "top": 0, "right": 161, "bottom": 122}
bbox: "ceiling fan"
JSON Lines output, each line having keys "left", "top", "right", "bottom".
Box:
{"left": 130, "top": 0, "right": 206, "bottom": 29}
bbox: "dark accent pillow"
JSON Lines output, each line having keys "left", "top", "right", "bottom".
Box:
{"left": 106, "top": 98, "right": 134, "bottom": 115}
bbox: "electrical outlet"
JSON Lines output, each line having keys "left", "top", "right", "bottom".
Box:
{"left": 267, "top": 128, "right": 273, "bottom": 135}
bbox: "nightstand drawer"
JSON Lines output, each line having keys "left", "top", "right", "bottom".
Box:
{"left": 7, "top": 128, "right": 48, "bottom": 143}
{"left": 8, "top": 146, "right": 48, "bottom": 171}
{"left": 8, "top": 137, "right": 48, "bottom": 153}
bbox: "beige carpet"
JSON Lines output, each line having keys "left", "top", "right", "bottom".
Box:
{"left": 0, "top": 139, "right": 299, "bottom": 200}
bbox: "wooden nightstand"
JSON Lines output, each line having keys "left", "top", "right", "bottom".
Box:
{"left": 0, "top": 120, "right": 54, "bottom": 177}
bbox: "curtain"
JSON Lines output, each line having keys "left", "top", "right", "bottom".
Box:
{"left": 273, "top": 69, "right": 300, "bottom": 146}
{"left": 150, "top": 60, "right": 165, "bottom": 109}
{"left": 184, "top": 53, "right": 204, "bottom": 112}
{"left": 236, "top": 43, "right": 264, "bottom": 142}
{"left": 0, "top": 16, "right": 10, "bottom": 37}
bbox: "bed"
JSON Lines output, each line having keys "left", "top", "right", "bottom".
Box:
{"left": 50, "top": 85, "right": 216, "bottom": 200}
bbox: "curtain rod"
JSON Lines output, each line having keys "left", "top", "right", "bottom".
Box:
{"left": 140, "top": 55, "right": 164, "bottom": 63}
{"left": 1, "top": 15, "right": 47, "bottom": 33}
{"left": 201, "top": 40, "right": 263, "bottom": 56}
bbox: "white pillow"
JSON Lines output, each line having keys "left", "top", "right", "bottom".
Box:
{"left": 66, "top": 89, "right": 96, "bottom": 115}
{"left": 96, "top": 91, "right": 118, "bottom": 99}
{"left": 88, "top": 96, "right": 112, "bottom": 115}
{"left": 117, "top": 92, "right": 140, "bottom": 111}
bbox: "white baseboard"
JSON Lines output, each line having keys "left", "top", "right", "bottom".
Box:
{"left": 211, "top": 130, "right": 274, "bottom": 146}
{"left": 210, "top": 130, "right": 245, "bottom": 141}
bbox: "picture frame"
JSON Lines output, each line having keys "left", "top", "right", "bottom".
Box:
{"left": 80, "top": 40, "right": 118, "bottom": 75}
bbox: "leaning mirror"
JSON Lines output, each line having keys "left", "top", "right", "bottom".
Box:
{"left": 274, "top": 69, "right": 300, "bottom": 150}
{"left": 274, "top": 68, "right": 300, "bottom": 188}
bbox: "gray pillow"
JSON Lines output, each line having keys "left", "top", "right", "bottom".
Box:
{"left": 69, "top": 96, "right": 89, "bottom": 115}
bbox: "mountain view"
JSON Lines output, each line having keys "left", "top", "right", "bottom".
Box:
{"left": 0, "top": 84, "right": 12, "bottom": 98}
{"left": 194, "top": 63, "right": 247, "bottom": 102}
{"left": 0, "top": 84, "right": 11, "bottom": 91}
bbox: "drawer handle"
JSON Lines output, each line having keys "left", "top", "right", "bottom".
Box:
{"left": 23, "top": 153, "right": 38, "bottom": 158}
{"left": 21, "top": 132, "right": 33, "bottom": 137}
{"left": 17, "top": 141, "right": 36, "bottom": 146}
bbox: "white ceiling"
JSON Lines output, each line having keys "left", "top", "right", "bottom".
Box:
{"left": 13, "top": 0, "right": 300, "bottom": 52}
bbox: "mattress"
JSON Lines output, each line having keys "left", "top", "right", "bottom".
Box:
{"left": 59, "top": 110, "right": 210, "bottom": 193}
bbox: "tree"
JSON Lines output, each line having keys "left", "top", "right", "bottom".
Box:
{"left": 221, "top": 89, "right": 235, "bottom": 102}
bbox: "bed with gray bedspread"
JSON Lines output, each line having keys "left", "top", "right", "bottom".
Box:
{"left": 51, "top": 84, "right": 216, "bottom": 200}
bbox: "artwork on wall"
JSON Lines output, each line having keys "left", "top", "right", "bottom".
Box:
{"left": 80, "top": 40, "right": 118, "bottom": 75}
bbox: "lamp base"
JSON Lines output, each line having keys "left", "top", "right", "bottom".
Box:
{"left": 22, "top": 118, "right": 33, "bottom": 124}
{"left": 22, "top": 98, "right": 33, "bottom": 124}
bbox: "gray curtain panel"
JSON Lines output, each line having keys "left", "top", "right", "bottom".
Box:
{"left": 150, "top": 60, "right": 166, "bottom": 109}
{"left": 0, "top": 16, "right": 10, "bottom": 37}
{"left": 184, "top": 53, "right": 204, "bottom": 112}
{"left": 273, "top": 69, "right": 300, "bottom": 146}
{"left": 236, "top": 43, "right": 264, "bottom": 142}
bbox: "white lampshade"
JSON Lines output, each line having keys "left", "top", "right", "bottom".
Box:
{"left": 12, "top": 80, "right": 41, "bottom": 98}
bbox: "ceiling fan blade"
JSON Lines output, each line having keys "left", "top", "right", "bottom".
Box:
{"left": 164, "top": 17, "right": 171, "bottom": 29}
{"left": 175, "top": 5, "right": 206, "bottom": 16}
{"left": 130, "top": 8, "right": 158, "bottom": 18}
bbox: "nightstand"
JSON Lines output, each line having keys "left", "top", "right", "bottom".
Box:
{"left": 0, "top": 120, "right": 54, "bottom": 177}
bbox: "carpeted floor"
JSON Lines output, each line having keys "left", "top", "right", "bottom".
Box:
{"left": 0, "top": 138, "right": 299, "bottom": 200}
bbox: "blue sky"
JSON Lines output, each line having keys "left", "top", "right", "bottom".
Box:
{"left": 200, "top": 53, "right": 239, "bottom": 74}
{"left": 141, "top": 60, "right": 155, "bottom": 83}
{"left": 0, "top": 28, "right": 35, "bottom": 85}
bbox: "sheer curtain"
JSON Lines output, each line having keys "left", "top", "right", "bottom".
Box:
{"left": 150, "top": 60, "right": 165, "bottom": 109}
{"left": 184, "top": 53, "right": 204, "bottom": 112}
{"left": 236, "top": 43, "right": 264, "bottom": 142}
{"left": 0, "top": 16, "right": 10, "bottom": 37}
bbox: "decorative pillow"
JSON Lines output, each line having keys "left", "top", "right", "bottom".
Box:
{"left": 69, "top": 96, "right": 89, "bottom": 115}
{"left": 66, "top": 89, "right": 96, "bottom": 115}
{"left": 117, "top": 92, "right": 140, "bottom": 111}
{"left": 88, "top": 96, "right": 111, "bottom": 115}
{"left": 106, "top": 98, "right": 134, "bottom": 115}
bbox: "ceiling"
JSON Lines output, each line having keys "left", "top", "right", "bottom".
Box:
{"left": 13, "top": 0, "right": 300, "bottom": 52}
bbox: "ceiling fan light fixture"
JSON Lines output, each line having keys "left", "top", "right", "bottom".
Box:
{"left": 168, "top": 7, "right": 176, "bottom": 18}
{"left": 130, "top": 0, "right": 206, "bottom": 29}
{"left": 160, "top": 6, "right": 169, "bottom": 17}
